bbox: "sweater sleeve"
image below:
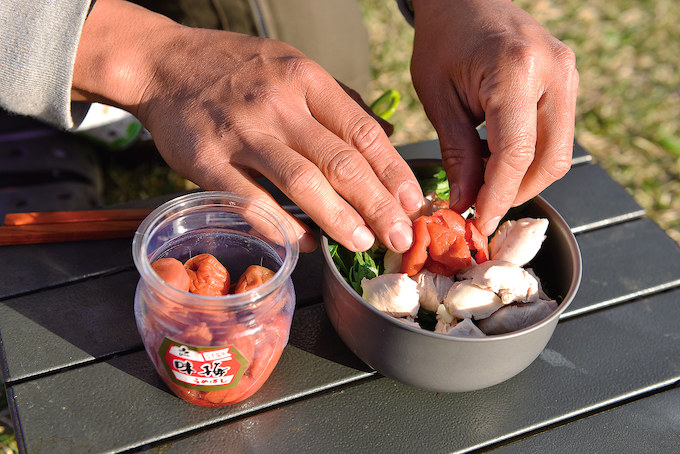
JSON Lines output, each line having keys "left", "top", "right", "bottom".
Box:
{"left": 0, "top": 0, "right": 93, "bottom": 130}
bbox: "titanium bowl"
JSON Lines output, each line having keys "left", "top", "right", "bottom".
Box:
{"left": 321, "top": 162, "right": 582, "bottom": 393}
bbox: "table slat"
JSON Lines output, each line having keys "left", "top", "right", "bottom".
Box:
{"left": 565, "top": 217, "right": 680, "bottom": 317}
{"left": 540, "top": 163, "right": 645, "bottom": 233}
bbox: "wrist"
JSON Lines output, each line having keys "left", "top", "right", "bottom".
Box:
{"left": 72, "top": 0, "right": 179, "bottom": 117}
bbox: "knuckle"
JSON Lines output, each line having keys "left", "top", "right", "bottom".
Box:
{"left": 487, "top": 185, "right": 517, "bottom": 209}
{"left": 347, "top": 116, "right": 385, "bottom": 154}
{"left": 284, "top": 161, "right": 323, "bottom": 196}
{"left": 441, "top": 147, "right": 469, "bottom": 169}
{"left": 379, "top": 157, "right": 407, "bottom": 183}
{"left": 325, "top": 149, "right": 365, "bottom": 185}
{"left": 279, "top": 55, "right": 318, "bottom": 84}
{"left": 552, "top": 42, "right": 577, "bottom": 72}
{"left": 502, "top": 137, "right": 537, "bottom": 171}
{"left": 362, "top": 194, "right": 395, "bottom": 223}
{"left": 545, "top": 155, "right": 572, "bottom": 179}
{"left": 503, "top": 38, "right": 543, "bottom": 73}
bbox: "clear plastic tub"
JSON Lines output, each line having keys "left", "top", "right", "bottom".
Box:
{"left": 132, "top": 192, "right": 299, "bottom": 406}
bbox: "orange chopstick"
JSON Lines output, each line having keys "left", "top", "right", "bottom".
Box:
{"left": 4, "top": 209, "right": 153, "bottom": 226}
{"left": 0, "top": 220, "right": 143, "bottom": 246}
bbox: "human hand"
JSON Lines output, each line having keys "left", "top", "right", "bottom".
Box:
{"left": 410, "top": 0, "right": 579, "bottom": 236}
{"left": 73, "top": 0, "right": 424, "bottom": 253}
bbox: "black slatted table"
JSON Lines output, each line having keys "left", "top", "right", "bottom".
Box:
{"left": 1, "top": 139, "right": 680, "bottom": 453}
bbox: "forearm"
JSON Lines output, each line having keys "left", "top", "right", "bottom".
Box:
{"left": 72, "top": 0, "right": 179, "bottom": 117}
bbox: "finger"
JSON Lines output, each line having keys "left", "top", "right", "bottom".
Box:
{"left": 285, "top": 116, "right": 415, "bottom": 253}
{"left": 306, "top": 78, "right": 424, "bottom": 218}
{"left": 476, "top": 81, "right": 539, "bottom": 236}
{"left": 200, "top": 166, "right": 318, "bottom": 253}
{"left": 336, "top": 80, "right": 394, "bottom": 136}
{"left": 232, "top": 134, "right": 386, "bottom": 253}
{"left": 421, "top": 91, "right": 486, "bottom": 214}
{"left": 514, "top": 60, "right": 579, "bottom": 205}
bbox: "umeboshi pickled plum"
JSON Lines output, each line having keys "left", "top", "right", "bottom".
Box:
{"left": 184, "top": 254, "right": 230, "bottom": 296}
{"left": 176, "top": 322, "right": 213, "bottom": 346}
{"left": 151, "top": 258, "right": 190, "bottom": 292}
{"left": 234, "top": 265, "right": 275, "bottom": 294}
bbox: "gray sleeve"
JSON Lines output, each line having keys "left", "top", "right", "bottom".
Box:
{"left": 0, "top": 0, "right": 93, "bottom": 130}
{"left": 395, "top": 0, "right": 414, "bottom": 27}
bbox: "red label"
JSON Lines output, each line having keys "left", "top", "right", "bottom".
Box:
{"left": 159, "top": 337, "right": 249, "bottom": 391}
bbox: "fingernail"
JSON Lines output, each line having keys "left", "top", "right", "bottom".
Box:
{"left": 482, "top": 216, "right": 502, "bottom": 237}
{"left": 389, "top": 220, "right": 413, "bottom": 252}
{"left": 297, "top": 232, "right": 318, "bottom": 252}
{"left": 398, "top": 181, "right": 424, "bottom": 212}
{"left": 352, "top": 225, "right": 375, "bottom": 251}
{"left": 448, "top": 183, "right": 460, "bottom": 208}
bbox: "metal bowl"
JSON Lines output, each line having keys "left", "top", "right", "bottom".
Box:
{"left": 321, "top": 161, "right": 582, "bottom": 392}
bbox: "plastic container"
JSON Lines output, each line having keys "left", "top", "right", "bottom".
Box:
{"left": 132, "top": 192, "right": 299, "bottom": 406}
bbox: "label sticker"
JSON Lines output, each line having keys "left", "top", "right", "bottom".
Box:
{"left": 159, "top": 337, "right": 249, "bottom": 391}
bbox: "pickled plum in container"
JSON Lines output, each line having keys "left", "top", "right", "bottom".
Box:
{"left": 132, "top": 192, "right": 299, "bottom": 406}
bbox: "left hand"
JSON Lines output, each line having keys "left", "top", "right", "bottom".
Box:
{"left": 410, "top": 0, "right": 579, "bottom": 235}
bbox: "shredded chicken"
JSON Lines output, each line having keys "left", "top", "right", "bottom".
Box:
{"left": 489, "top": 218, "right": 549, "bottom": 266}
{"left": 478, "top": 299, "right": 558, "bottom": 335}
{"left": 456, "top": 260, "right": 539, "bottom": 305}
{"left": 412, "top": 269, "right": 454, "bottom": 312}
{"left": 434, "top": 318, "right": 486, "bottom": 337}
{"left": 361, "top": 273, "right": 419, "bottom": 317}
{"left": 383, "top": 249, "right": 403, "bottom": 274}
{"left": 442, "top": 281, "right": 503, "bottom": 320}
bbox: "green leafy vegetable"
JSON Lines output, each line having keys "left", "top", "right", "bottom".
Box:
{"left": 416, "top": 307, "right": 438, "bottom": 331}
{"left": 420, "top": 168, "right": 450, "bottom": 200}
{"left": 328, "top": 239, "right": 385, "bottom": 294}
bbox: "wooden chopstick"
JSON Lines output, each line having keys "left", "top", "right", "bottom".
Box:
{"left": 0, "top": 204, "right": 310, "bottom": 246}
{"left": 4, "top": 209, "right": 153, "bottom": 226}
{"left": 0, "top": 209, "right": 153, "bottom": 246}
{"left": 0, "top": 220, "right": 143, "bottom": 246}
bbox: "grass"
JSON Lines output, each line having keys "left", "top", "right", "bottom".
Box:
{"left": 100, "top": 0, "right": 679, "bottom": 245}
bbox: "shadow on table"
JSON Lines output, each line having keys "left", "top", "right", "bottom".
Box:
{"left": 288, "top": 303, "right": 373, "bottom": 373}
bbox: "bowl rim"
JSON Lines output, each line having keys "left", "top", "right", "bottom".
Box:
{"left": 321, "top": 194, "right": 582, "bottom": 342}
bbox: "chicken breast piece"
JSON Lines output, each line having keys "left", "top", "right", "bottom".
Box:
{"left": 456, "top": 260, "right": 539, "bottom": 305}
{"left": 383, "top": 249, "right": 403, "bottom": 275}
{"left": 478, "top": 299, "right": 558, "bottom": 335}
{"left": 435, "top": 318, "right": 486, "bottom": 337}
{"left": 442, "top": 281, "right": 503, "bottom": 320}
{"left": 489, "top": 218, "right": 549, "bottom": 266}
{"left": 361, "top": 273, "right": 419, "bottom": 317}
{"left": 412, "top": 269, "right": 454, "bottom": 312}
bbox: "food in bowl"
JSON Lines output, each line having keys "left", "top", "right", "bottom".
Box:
{"left": 328, "top": 168, "right": 558, "bottom": 337}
